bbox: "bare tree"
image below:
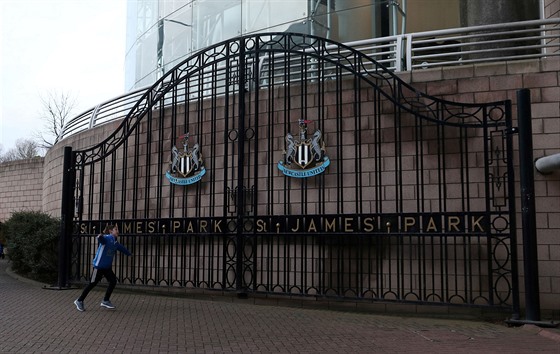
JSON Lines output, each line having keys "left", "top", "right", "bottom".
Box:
{"left": 14, "top": 138, "right": 40, "bottom": 159}
{"left": 0, "top": 144, "right": 16, "bottom": 163}
{"left": 36, "top": 90, "right": 77, "bottom": 149}
{"left": 0, "top": 144, "right": 6, "bottom": 163}
{"left": 0, "top": 139, "right": 40, "bottom": 162}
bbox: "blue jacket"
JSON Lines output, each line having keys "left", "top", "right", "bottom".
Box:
{"left": 92, "top": 234, "right": 132, "bottom": 269}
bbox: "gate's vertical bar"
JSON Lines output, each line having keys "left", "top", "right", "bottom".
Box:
{"left": 56, "top": 146, "right": 75, "bottom": 288}
{"left": 236, "top": 36, "right": 247, "bottom": 295}
{"left": 516, "top": 88, "right": 540, "bottom": 322}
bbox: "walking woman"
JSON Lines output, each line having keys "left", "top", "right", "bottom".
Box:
{"left": 74, "top": 224, "right": 132, "bottom": 311}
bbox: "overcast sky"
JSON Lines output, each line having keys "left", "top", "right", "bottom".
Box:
{"left": 0, "top": 0, "right": 127, "bottom": 152}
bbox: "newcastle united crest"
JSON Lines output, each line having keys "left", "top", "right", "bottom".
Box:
{"left": 278, "top": 119, "right": 330, "bottom": 178}
{"left": 166, "top": 133, "right": 206, "bottom": 185}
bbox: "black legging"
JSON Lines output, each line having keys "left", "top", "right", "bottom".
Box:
{"left": 78, "top": 268, "right": 117, "bottom": 302}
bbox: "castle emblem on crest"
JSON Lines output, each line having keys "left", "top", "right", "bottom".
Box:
{"left": 278, "top": 119, "right": 330, "bottom": 178}
{"left": 166, "top": 133, "right": 206, "bottom": 185}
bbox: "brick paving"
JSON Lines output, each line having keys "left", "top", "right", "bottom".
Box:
{"left": 1, "top": 259, "right": 558, "bottom": 353}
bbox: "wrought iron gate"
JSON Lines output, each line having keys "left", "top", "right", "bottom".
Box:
{"left": 63, "top": 33, "right": 518, "bottom": 310}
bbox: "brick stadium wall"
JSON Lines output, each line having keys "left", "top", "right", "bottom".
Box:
{"left": 41, "top": 120, "right": 122, "bottom": 219}
{"left": 0, "top": 157, "right": 44, "bottom": 221}
{"left": 399, "top": 58, "right": 560, "bottom": 311}
{"left": 9, "top": 57, "right": 560, "bottom": 311}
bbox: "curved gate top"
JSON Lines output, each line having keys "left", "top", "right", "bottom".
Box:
{"left": 62, "top": 33, "right": 517, "bottom": 311}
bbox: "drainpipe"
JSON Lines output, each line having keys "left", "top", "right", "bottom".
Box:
{"left": 535, "top": 153, "right": 560, "bottom": 174}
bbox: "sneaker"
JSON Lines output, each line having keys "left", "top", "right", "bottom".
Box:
{"left": 100, "top": 300, "right": 116, "bottom": 309}
{"left": 74, "top": 299, "right": 85, "bottom": 312}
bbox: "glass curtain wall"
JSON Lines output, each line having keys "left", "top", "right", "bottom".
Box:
{"left": 124, "top": 0, "right": 542, "bottom": 91}
{"left": 126, "top": 0, "right": 350, "bottom": 90}
{"left": 126, "top": 0, "right": 323, "bottom": 90}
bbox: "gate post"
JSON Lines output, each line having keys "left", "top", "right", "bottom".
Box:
{"left": 235, "top": 36, "right": 248, "bottom": 297}
{"left": 517, "top": 89, "right": 540, "bottom": 321}
{"left": 509, "top": 89, "right": 556, "bottom": 327}
{"left": 55, "top": 146, "right": 75, "bottom": 289}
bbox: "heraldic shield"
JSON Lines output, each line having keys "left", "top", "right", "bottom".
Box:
{"left": 166, "top": 133, "right": 206, "bottom": 185}
{"left": 278, "top": 119, "right": 330, "bottom": 178}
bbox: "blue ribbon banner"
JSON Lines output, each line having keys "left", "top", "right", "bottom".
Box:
{"left": 166, "top": 167, "right": 206, "bottom": 185}
{"left": 278, "top": 158, "right": 330, "bottom": 178}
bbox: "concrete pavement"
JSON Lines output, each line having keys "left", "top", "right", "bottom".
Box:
{"left": 1, "top": 258, "right": 558, "bottom": 353}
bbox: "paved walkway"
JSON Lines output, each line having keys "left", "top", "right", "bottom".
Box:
{"left": 0, "top": 259, "right": 558, "bottom": 353}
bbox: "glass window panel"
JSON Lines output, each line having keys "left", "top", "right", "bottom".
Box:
{"left": 192, "top": 0, "right": 242, "bottom": 51}
{"left": 162, "top": 5, "right": 194, "bottom": 71}
{"left": 241, "top": 1, "right": 307, "bottom": 34}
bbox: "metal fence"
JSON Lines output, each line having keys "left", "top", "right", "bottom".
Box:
{"left": 62, "top": 32, "right": 518, "bottom": 310}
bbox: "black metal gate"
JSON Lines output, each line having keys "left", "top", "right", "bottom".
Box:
{"left": 62, "top": 33, "right": 518, "bottom": 310}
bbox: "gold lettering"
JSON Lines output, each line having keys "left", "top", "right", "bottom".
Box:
{"left": 291, "top": 219, "right": 300, "bottom": 232}
{"left": 344, "top": 218, "right": 354, "bottom": 232}
{"left": 448, "top": 216, "right": 460, "bottom": 232}
{"left": 123, "top": 222, "right": 132, "bottom": 233}
{"left": 325, "top": 218, "right": 336, "bottom": 232}
{"left": 471, "top": 216, "right": 484, "bottom": 232}
{"left": 426, "top": 217, "right": 437, "bottom": 232}
{"left": 214, "top": 219, "right": 223, "bottom": 233}
{"left": 256, "top": 219, "right": 266, "bottom": 233}
{"left": 308, "top": 219, "right": 317, "bottom": 232}
{"left": 404, "top": 217, "right": 416, "bottom": 232}
{"left": 363, "top": 217, "right": 375, "bottom": 232}
{"left": 85, "top": 215, "right": 488, "bottom": 235}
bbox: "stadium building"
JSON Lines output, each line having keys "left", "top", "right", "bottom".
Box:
{"left": 1, "top": 0, "right": 559, "bottom": 321}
